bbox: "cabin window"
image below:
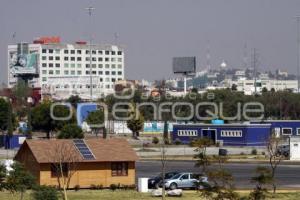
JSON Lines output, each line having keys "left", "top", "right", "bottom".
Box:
{"left": 51, "top": 163, "right": 68, "bottom": 177}
{"left": 111, "top": 162, "right": 128, "bottom": 176}
{"left": 282, "top": 128, "right": 292, "bottom": 135}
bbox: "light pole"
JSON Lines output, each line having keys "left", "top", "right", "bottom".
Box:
{"left": 296, "top": 16, "right": 300, "bottom": 93}
{"left": 86, "top": 6, "right": 95, "bottom": 100}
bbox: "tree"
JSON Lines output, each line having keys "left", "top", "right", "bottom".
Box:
{"left": 7, "top": 102, "right": 14, "bottom": 137}
{"left": 0, "top": 163, "right": 6, "bottom": 190}
{"left": 67, "top": 95, "right": 82, "bottom": 108}
{"left": 6, "top": 162, "right": 36, "bottom": 200}
{"left": 192, "top": 138, "right": 214, "bottom": 173}
{"left": 49, "top": 142, "right": 80, "bottom": 200}
{"left": 267, "top": 133, "right": 284, "bottom": 194}
{"left": 31, "top": 101, "right": 75, "bottom": 138}
{"left": 199, "top": 155, "right": 239, "bottom": 200}
{"left": 231, "top": 84, "right": 237, "bottom": 91}
{"left": 191, "top": 88, "right": 198, "bottom": 93}
{"left": 262, "top": 87, "right": 268, "bottom": 93}
{"left": 57, "top": 124, "right": 84, "bottom": 139}
{"left": 163, "top": 121, "right": 169, "bottom": 144}
{"left": 160, "top": 122, "right": 168, "bottom": 200}
{"left": 249, "top": 166, "right": 273, "bottom": 200}
{"left": 0, "top": 98, "right": 10, "bottom": 132}
{"left": 32, "top": 185, "right": 59, "bottom": 200}
{"left": 127, "top": 110, "right": 144, "bottom": 139}
{"left": 86, "top": 110, "right": 105, "bottom": 138}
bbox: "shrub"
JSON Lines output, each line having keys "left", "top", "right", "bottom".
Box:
{"left": 240, "top": 152, "right": 245, "bottom": 155}
{"left": 261, "top": 151, "right": 265, "bottom": 156}
{"left": 174, "top": 138, "right": 182, "bottom": 145}
{"left": 110, "top": 184, "right": 117, "bottom": 191}
{"left": 152, "top": 137, "right": 159, "bottom": 144}
{"left": 32, "top": 185, "right": 59, "bottom": 200}
{"left": 74, "top": 185, "right": 80, "bottom": 191}
{"left": 90, "top": 184, "right": 97, "bottom": 190}
{"left": 251, "top": 149, "right": 257, "bottom": 155}
{"left": 96, "top": 184, "right": 103, "bottom": 190}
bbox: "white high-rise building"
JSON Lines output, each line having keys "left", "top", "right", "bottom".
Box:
{"left": 7, "top": 37, "right": 125, "bottom": 99}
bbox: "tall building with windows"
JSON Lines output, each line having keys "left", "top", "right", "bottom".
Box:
{"left": 8, "top": 37, "right": 125, "bottom": 99}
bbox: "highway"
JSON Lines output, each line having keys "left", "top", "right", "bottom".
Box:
{"left": 136, "top": 160, "right": 300, "bottom": 189}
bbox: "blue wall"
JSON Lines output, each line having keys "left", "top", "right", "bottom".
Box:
{"left": 0, "top": 135, "right": 27, "bottom": 149}
{"left": 172, "top": 124, "right": 271, "bottom": 146}
{"left": 251, "top": 120, "right": 300, "bottom": 137}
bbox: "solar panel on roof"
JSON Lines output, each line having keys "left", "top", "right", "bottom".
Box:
{"left": 73, "top": 139, "right": 85, "bottom": 144}
{"left": 73, "top": 139, "right": 95, "bottom": 160}
{"left": 82, "top": 154, "right": 95, "bottom": 160}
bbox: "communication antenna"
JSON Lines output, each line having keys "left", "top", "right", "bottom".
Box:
{"left": 243, "top": 43, "right": 248, "bottom": 69}
{"left": 206, "top": 40, "right": 211, "bottom": 71}
{"left": 114, "top": 32, "right": 119, "bottom": 45}
{"left": 251, "top": 48, "right": 259, "bottom": 94}
{"left": 85, "top": 6, "right": 95, "bottom": 101}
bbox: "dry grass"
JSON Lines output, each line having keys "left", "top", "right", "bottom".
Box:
{"left": 0, "top": 190, "right": 299, "bottom": 200}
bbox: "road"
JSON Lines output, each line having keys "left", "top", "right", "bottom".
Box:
{"left": 136, "top": 160, "right": 300, "bottom": 189}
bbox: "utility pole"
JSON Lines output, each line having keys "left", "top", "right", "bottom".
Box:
{"left": 296, "top": 16, "right": 300, "bottom": 93}
{"left": 252, "top": 48, "right": 258, "bottom": 95}
{"left": 86, "top": 6, "right": 95, "bottom": 101}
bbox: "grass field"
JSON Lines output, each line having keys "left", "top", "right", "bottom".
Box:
{"left": 1, "top": 190, "right": 300, "bottom": 200}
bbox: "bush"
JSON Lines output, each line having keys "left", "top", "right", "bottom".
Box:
{"left": 261, "top": 151, "right": 265, "bottom": 156}
{"left": 110, "top": 184, "right": 118, "bottom": 191}
{"left": 32, "top": 185, "right": 59, "bottom": 200}
{"left": 152, "top": 137, "right": 159, "bottom": 144}
{"left": 74, "top": 184, "right": 80, "bottom": 191}
{"left": 90, "top": 184, "right": 103, "bottom": 190}
{"left": 240, "top": 152, "right": 245, "bottom": 155}
{"left": 251, "top": 149, "right": 258, "bottom": 155}
{"left": 174, "top": 138, "right": 182, "bottom": 145}
{"left": 90, "top": 184, "right": 97, "bottom": 190}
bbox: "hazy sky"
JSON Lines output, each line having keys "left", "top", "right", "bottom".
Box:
{"left": 1, "top": 0, "right": 300, "bottom": 83}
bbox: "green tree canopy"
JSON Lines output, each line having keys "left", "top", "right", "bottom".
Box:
{"left": 0, "top": 98, "right": 10, "bottom": 131}
{"left": 31, "top": 101, "right": 75, "bottom": 138}
{"left": 57, "top": 124, "right": 84, "bottom": 139}
{"left": 86, "top": 110, "right": 105, "bottom": 138}
{"left": 6, "top": 162, "right": 36, "bottom": 200}
{"left": 127, "top": 110, "right": 144, "bottom": 138}
{"left": 0, "top": 163, "right": 6, "bottom": 190}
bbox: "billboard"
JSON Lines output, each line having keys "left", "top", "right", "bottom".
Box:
{"left": 173, "top": 57, "right": 196, "bottom": 74}
{"left": 9, "top": 43, "right": 38, "bottom": 75}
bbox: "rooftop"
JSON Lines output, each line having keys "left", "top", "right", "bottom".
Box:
{"left": 15, "top": 138, "right": 138, "bottom": 163}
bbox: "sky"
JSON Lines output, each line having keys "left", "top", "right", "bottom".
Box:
{"left": 1, "top": 0, "right": 300, "bottom": 84}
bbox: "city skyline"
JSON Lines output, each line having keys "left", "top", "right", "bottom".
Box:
{"left": 1, "top": 0, "right": 300, "bottom": 84}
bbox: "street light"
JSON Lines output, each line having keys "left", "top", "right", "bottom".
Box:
{"left": 85, "top": 6, "right": 95, "bottom": 101}
{"left": 296, "top": 16, "right": 300, "bottom": 93}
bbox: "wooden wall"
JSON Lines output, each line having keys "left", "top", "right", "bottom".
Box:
{"left": 39, "top": 162, "right": 136, "bottom": 188}
{"left": 14, "top": 144, "right": 40, "bottom": 184}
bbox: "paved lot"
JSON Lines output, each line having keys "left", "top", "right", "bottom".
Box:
{"left": 136, "top": 160, "right": 300, "bottom": 189}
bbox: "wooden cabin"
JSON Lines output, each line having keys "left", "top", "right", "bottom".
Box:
{"left": 14, "top": 138, "right": 138, "bottom": 188}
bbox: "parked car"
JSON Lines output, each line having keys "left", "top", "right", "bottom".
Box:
{"left": 276, "top": 144, "right": 290, "bottom": 157}
{"left": 163, "top": 172, "right": 208, "bottom": 190}
{"left": 148, "top": 171, "right": 179, "bottom": 189}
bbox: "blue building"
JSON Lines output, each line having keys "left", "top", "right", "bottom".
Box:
{"left": 172, "top": 123, "right": 271, "bottom": 146}
{"left": 251, "top": 120, "right": 300, "bottom": 137}
{"left": 172, "top": 120, "right": 300, "bottom": 146}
